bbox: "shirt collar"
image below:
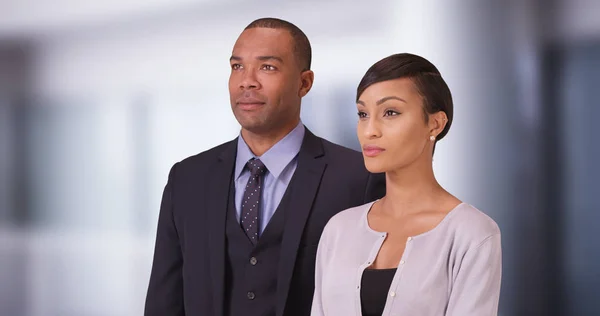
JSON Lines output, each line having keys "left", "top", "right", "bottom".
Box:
{"left": 235, "top": 121, "right": 305, "bottom": 180}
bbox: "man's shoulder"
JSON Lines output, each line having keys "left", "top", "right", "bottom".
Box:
{"left": 176, "top": 139, "right": 236, "bottom": 170}
{"left": 316, "top": 136, "right": 363, "bottom": 162}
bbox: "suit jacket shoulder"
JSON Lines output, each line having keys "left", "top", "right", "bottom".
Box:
{"left": 314, "top": 136, "right": 385, "bottom": 203}
{"left": 319, "top": 138, "right": 364, "bottom": 164}
{"left": 170, "top": 139, "right": 237, "bottom": 179}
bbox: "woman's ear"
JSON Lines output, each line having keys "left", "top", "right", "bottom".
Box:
{"left": 428, "top": 111, "right": 448, "bottom": 139}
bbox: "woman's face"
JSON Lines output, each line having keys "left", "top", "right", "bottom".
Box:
{"left": 357, "top": 78, "right": 440, "bottom": 174}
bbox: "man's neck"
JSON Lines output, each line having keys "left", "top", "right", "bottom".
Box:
{"left": 241, "top": 121, "right": 300, "bottom": 157}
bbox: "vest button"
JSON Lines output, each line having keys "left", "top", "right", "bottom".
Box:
{"left": 247, "top": 291, "right": 256, "bottom": 300}
{"left": 250, "top": 257, "right": 258, "bottom": 265}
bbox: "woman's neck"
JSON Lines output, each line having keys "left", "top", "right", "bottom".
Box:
{"left": 379, "top": 160, "right": 448, "bottom": 217}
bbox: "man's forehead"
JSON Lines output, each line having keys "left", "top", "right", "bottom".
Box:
{"left": 232, "top": 28, "right": 293, "bottom": 56}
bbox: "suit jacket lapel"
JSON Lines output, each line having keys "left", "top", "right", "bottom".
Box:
{"left": 206, "top": 139, "right": 237, "bottom": 316}
{"left": 276, "top": 129, "right": 326, "bottom": 316}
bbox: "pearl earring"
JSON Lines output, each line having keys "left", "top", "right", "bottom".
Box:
{"left": 430, "top": 135, "right": 436, "bottom": 141}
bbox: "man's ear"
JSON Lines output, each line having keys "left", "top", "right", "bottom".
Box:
{"left": 298, "top": 70, "right": 314, "bottom": 98}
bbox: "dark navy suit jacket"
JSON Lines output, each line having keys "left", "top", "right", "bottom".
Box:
{"left": 144, "top": 128, "right": 385, "bottom": 316}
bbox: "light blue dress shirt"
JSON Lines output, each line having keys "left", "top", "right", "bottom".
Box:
{"left": 234, "top": 121, "right": 305, "bottom": 235}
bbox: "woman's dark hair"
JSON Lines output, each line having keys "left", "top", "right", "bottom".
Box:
{"left": 357, "top": 53, "right": 453, "bottom": 142}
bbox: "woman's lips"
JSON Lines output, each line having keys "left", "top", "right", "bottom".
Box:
{"left": 362, "top": 145, "right": 385, "bottom": 157}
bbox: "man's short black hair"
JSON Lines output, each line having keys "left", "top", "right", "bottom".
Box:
{"left": 245, "top": 17, "right": 312, "bottom": 71}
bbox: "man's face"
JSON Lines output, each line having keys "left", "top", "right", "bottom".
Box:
{"left": 229, "top": 27, "right": 310, "bottom": 135}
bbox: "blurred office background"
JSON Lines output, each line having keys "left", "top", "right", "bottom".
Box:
{"left": 0, "top": 0, "right": 599, "bottom": 315}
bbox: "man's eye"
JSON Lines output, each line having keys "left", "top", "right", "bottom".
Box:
{"left": 262, "top": 65, "right": 276, "bottom": 71}
{"left": 231, "top": 64, "right": 242, "bottom": 70}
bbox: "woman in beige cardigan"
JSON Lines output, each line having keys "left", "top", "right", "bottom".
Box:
{"left": 311, "top": 53, "right": 502, "bottom": 316}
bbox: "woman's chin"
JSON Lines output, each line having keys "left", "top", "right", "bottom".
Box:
{"left": 364, "top": 161, "right": 390, "bottom": 174}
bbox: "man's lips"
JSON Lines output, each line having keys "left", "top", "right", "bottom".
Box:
{"left": 237, "top": 102, "right": 265, "bottom": 110}
{"left": 236, "top": 98, "right": 265, "bottom": 110}
{"left": 362, "top": 145, "right": 385, "bottom": 157}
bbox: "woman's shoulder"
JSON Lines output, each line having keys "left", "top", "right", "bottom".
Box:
{"left": 317, "top": 201, "right": 375, "bottom": 249}
{"left": 322, "top": 201, "right": 374, "bottom": 233}
{"left": 449, "top": 203, "right": 501, "bottom": 244}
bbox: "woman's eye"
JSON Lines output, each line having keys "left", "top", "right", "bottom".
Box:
{"left": 384, "top": 110, "right": 399, "bottom": 116}
{"left": 357, "top": 111, "right": 367, "bottom": 118}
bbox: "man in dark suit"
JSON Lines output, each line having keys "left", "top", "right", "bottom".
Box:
{"left": 144, "top": 17, "right": 385, "bottom": 316}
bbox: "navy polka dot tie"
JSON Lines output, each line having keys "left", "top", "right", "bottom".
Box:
{"left": 241, "top": 158, "right": 267, "bottom": 245}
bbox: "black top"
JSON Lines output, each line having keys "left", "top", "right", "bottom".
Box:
{"left": 360, "top": 268, "right": 397, "bottom": 316}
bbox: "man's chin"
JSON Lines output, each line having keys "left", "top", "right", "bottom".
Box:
{"left": 234, "top": 112, "right": 264, "bottom": 128}
{"left": 236, "top": 115, "right": 296, "bottom": 136}
{"left": 238, "top": 120, "right": 272, "bottom": 135}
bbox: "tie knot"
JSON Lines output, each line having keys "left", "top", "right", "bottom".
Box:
{"left": 246, "top": 158, "right": 267, "bottom": 177}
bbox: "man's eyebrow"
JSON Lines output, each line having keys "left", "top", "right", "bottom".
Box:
{"left": 256, "top": 55, "right": 284, "bottom": 63}
{"left": 230, "top": 55, "right": 242, "bottom": 62}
